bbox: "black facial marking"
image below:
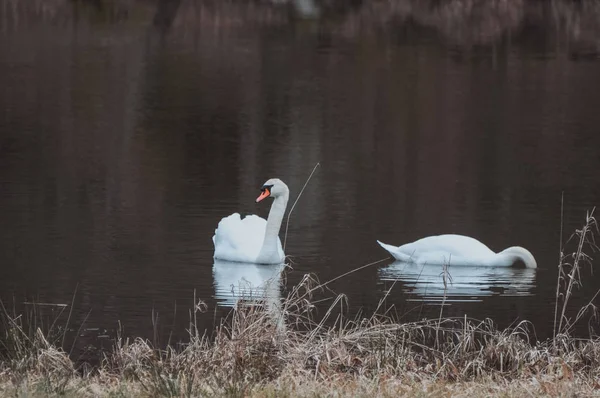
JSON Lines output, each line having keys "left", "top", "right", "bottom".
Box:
{"left": 260, "top": 184, "right": 274, "bottom": 193}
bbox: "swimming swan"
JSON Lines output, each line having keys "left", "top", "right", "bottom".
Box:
{"left": 212, "top": 178, "right": 289, "bottom": 264}
{"left": 376, "top": 234, "right": 537, "bottom": 269}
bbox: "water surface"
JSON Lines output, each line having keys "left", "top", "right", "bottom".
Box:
{"left": 1, "top": 4, "right": 600, "bottom": 352}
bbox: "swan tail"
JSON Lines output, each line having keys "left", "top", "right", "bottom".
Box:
{"left": 377, "top": 240, "right": 412, "bottom": 262}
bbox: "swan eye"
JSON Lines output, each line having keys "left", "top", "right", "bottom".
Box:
{"left": 261, "top": 184, "right": 274, "bottom": 195}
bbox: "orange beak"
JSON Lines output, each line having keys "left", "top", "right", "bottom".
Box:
{"left": 256, "top": 188, "right": 270, "bottom": 203}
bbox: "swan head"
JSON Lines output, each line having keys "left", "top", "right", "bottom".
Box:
{"left": 499, "top": 246, "right": 537, "bottom": 269}
{"left": 256, "top": 178, "right": 289, "bottom": 203}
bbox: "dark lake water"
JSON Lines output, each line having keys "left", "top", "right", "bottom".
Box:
{"left": 1, "top": 2, "right": 600, "bottom": 355}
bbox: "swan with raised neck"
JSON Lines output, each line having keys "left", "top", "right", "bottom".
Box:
{"left": 212, "top": 178, "right": 289, "bottom": 265}
{"left": 255, "top": 178, "right": 289, "bottom": 264}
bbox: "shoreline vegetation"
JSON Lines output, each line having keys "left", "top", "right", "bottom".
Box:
{"left": 1, "top": 210, "right": 599, "bottom": 397}
{"left": 3, "top": 0, "right": 600, "bottom": 52}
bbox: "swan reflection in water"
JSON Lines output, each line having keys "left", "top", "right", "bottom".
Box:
{"left": 378, "top": 261, "right": 537, "bottom": 303}
{"left": 212, "top": 259, "right": 285, "bottom": 329}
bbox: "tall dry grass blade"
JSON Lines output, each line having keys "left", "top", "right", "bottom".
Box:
{"left": 436, "top": 258, "right": 452, "bottom": 349}
{"left": 306, "top": 294, "right": 348, "bottom": 342}
{"left": 553, "top": 191, "right": 565, "bottom": 339}
{"left": 69, "top": 308, "right": 91, "bottom": 356}
{"left": 368, "top": 279, "right": 398, "bottom": 325}
{"left": 310, "top": 257, "right": 389, "bottom": 293}
{"left": 283, "top": 162, "right": 320, "bottom": 252}
{"left": 61, "top": 283, "right": 78, "bottom": 350}
{"left": 554, "top": 207, "right": 598, "bottom": 339}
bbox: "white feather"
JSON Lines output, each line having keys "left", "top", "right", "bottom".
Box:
{"left": 377, "top": 234, "right": 537, "bottom": 268}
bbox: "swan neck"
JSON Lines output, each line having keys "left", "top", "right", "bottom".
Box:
{"left": 497, "top": 247, "right": 537, "bottom": 269}
{"left": 264, "top": 193, "right": 288, "bottom": 245}
{"left": 255, "top": 191, "right": 288, "bottom": 264}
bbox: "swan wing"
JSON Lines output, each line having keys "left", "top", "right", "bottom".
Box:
{"left": 401, "top": 234, "right": 493, "bottom": 256}
{"left": 213, "top": 213, "right": 269, "bottom": 263}
{"left": 379, "top": 234, "right": 498, "bottom": 266}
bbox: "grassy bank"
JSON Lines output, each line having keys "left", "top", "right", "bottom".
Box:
{"left": 1, "top": 211, "right": 600, "bottom": 397}
{"left": 3, "top": 302, "right": 600, "bottom": 397}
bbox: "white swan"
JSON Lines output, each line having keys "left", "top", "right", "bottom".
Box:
{"left": 376, "top": 234, "right": 537, "bottom": 269}
{"left": 212, "top": 178, "right": 289, "bottom": 264}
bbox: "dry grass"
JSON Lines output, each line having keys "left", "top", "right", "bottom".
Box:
{"left": 2, "top": 212, "right": 600, "bottom": 397}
